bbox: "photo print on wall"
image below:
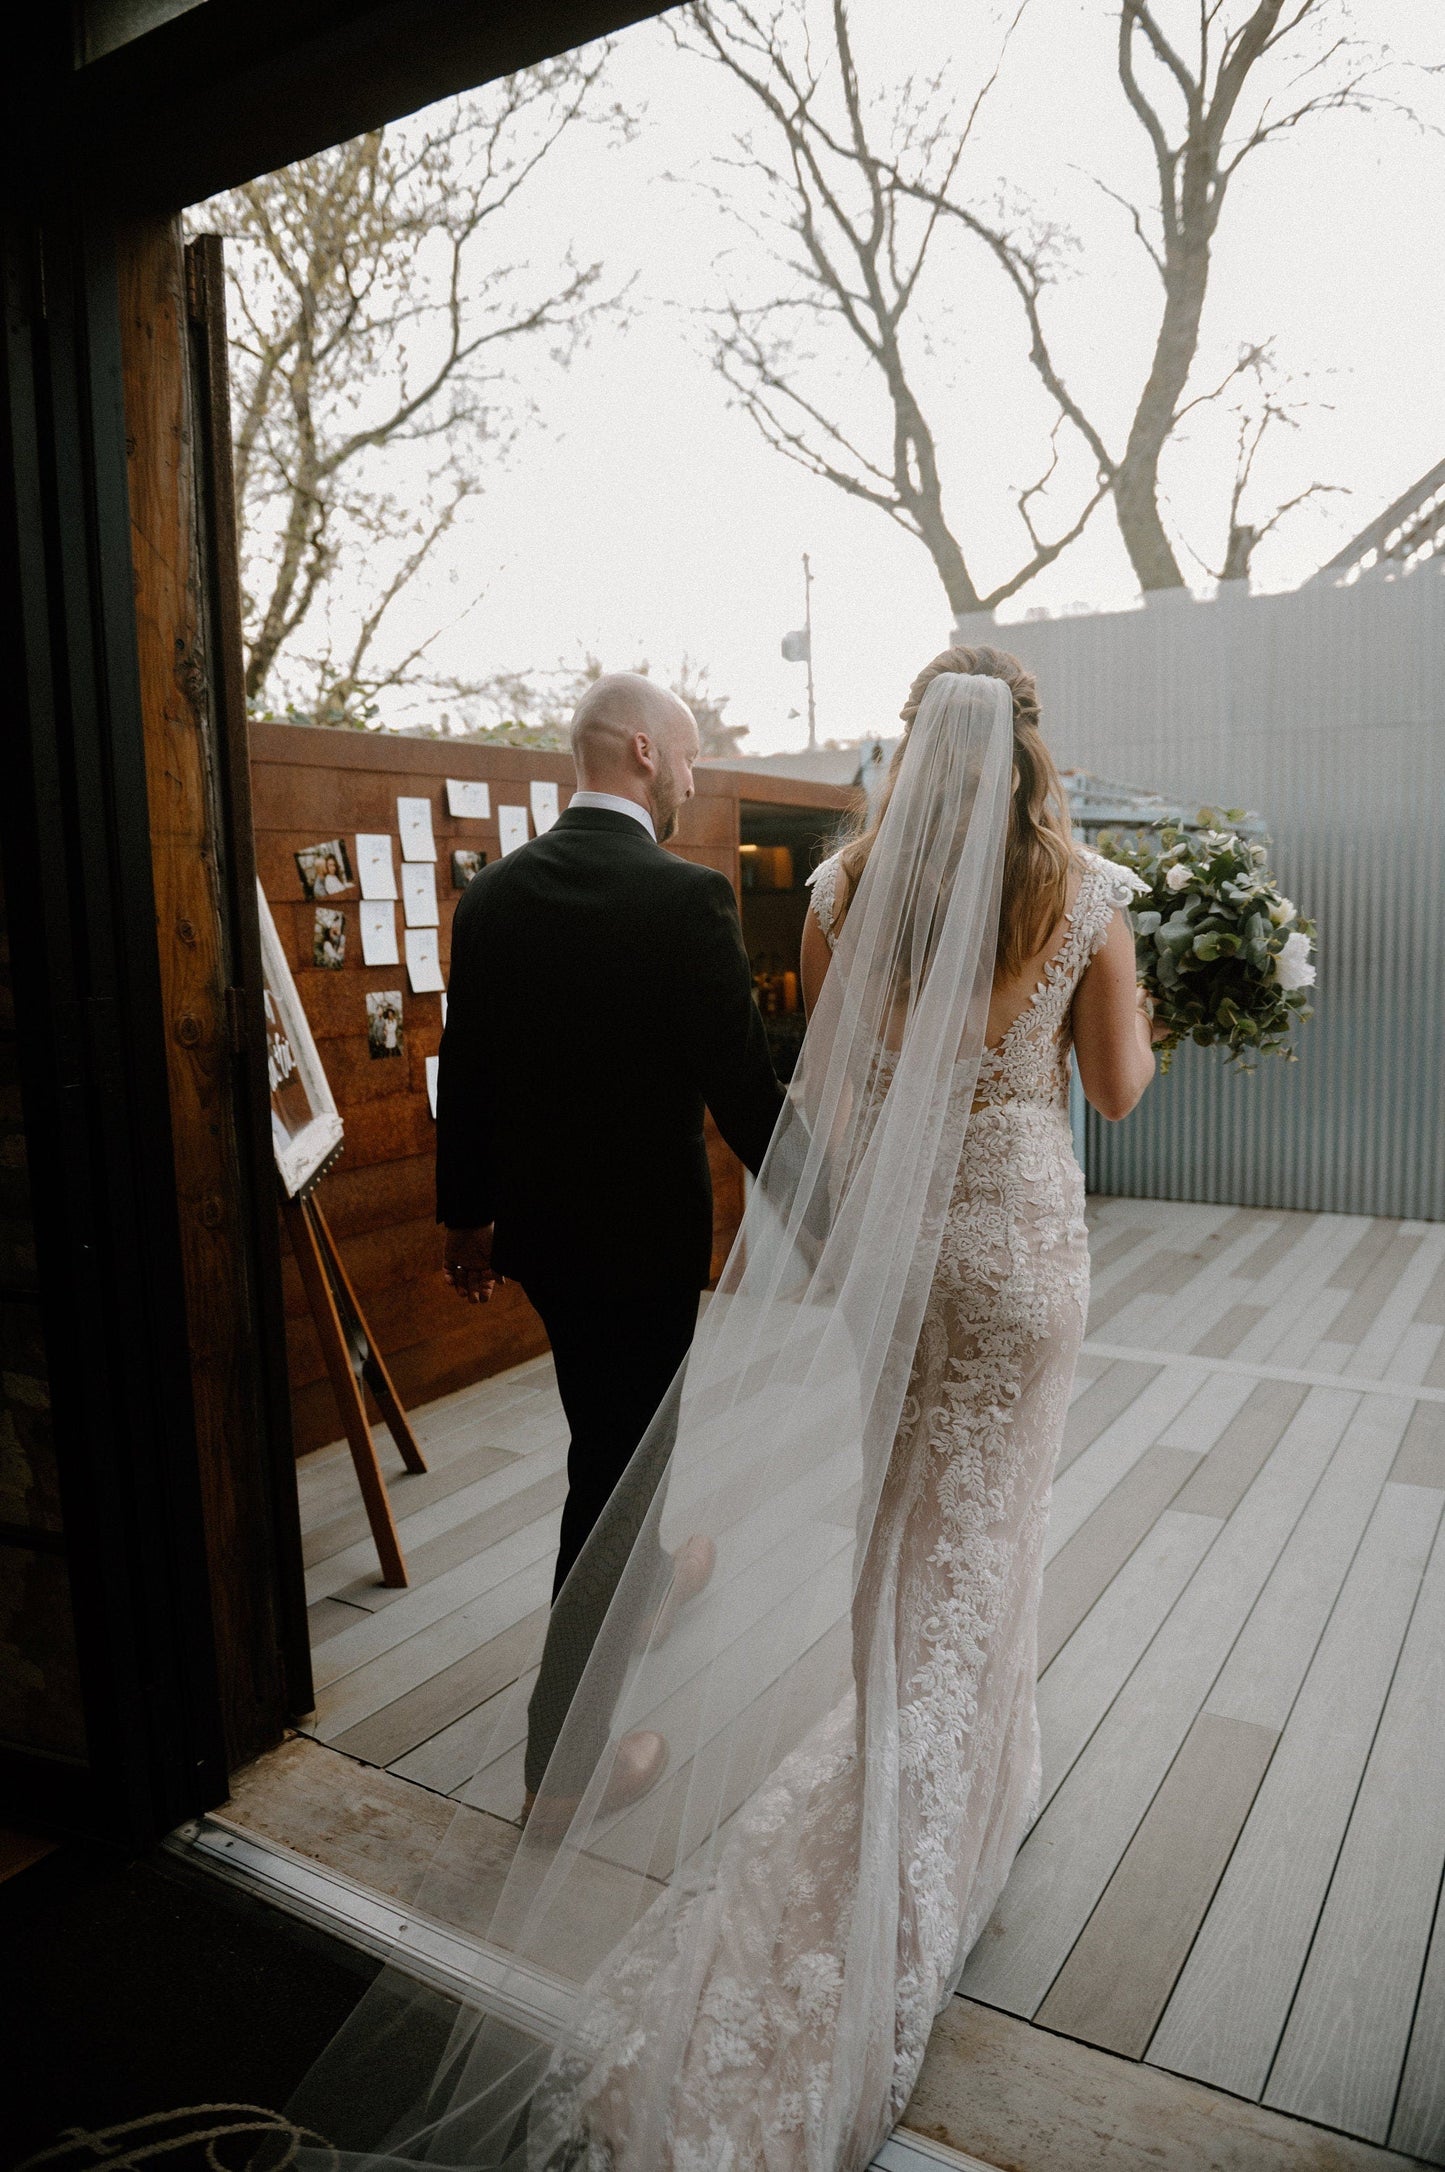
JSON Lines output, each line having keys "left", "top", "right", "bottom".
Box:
{"left": 366, "top": 989, "right": 404, "bottom": 1059}
{"left": 296, "top": 838, "right": 355, "bottom": 899}
{"left": 313, "top": 908, "right": 346, "bottom": 968}
{"left": 452, "top": 849, "right": 487, "bottom": 889}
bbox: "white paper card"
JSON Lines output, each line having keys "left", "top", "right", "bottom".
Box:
{"left": 359, "top": 899, "right": 399, "bottom": 966}
{"left": 530, "top": 780, "right": 560, "bottom": 834}
{"left": 405, "top": 926, "right": 445, "bottom": 993}
{"left": 498, "top": 804, "right": 530, "bottom": 855}
{"left": 425, "top": 1055, "right": 440, "bottom": 1118}
{"left": 401, "top": 861, "right": 439, "bottom": 928}
{"left": 446, "top": 778, "right": 490, "bottom": 820}
{"left": 397, "top": 795, "right": 437, "bottom": 862}
{"left": 355, "top": 832, "right": 398, "bottom": 901}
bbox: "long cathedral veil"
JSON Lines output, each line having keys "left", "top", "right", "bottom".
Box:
{"left": 287, "top": 673, "right": 1013, "bottom": 2168}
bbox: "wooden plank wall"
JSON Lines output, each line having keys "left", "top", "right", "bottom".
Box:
{"left": 251, "top": 725, "right": 850, "bottom": 1456}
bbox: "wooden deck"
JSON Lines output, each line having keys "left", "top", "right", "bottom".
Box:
{"left": 296, "top": 1198, "right": 1445, "bottom": 2168}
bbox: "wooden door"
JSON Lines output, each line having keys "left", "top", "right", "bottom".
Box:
{"left": 117, "top": 216, "right": 311, "bottom": 1767}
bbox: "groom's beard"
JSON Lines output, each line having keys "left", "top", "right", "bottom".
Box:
{"left": 654, "top": 799, "right": 680, "bottom": 844}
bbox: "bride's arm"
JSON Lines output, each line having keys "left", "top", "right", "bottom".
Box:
{"left": 800, "top": 907, "right": 830, "bottom": 1016}
{"left": 800, "top": 886, "right": 835, "bottom": 1015}
{"left": 1072, "top": 909, "right": 1168, "bottom": 1121}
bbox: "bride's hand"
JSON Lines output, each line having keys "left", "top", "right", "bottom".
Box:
{"left": 1137, "top": 985, "right": 1172, "bottom": 1046}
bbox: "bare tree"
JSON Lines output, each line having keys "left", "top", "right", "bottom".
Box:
{"left": 672, "top": 656, "right": 751, "bottom": 755}
{"left": 428, "top": 654, "right": 750, "bottom": 754}
{"left": 895, "top": 0, "right": 1397, "bottom": 591}
{"left": 201, "top": 56, "right": 618, "bottom": 723}
{"left": 679, "top": 0, "right": 1109, "bottom": 622}
{"left": 685, "top": 0, "right": 1401, "bottom": 607}
{"left": 1193, "top": 350, "right": 1348, "bottom": 584}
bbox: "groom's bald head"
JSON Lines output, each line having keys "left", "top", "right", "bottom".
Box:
{"left": 570, "top": 673, "right": 700, "bottom": 841}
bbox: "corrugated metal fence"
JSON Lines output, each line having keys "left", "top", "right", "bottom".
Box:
{"left": 997, "top": 571, "right": 1445, "bottom": 1219}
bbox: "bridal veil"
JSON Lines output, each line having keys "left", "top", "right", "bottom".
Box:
{"left": 287, "top": 672, "right": 1014, "bottom": 2169}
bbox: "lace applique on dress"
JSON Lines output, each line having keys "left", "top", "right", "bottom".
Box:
{"left": 973, "top": 849, "right": 1139, "bottom": 1113}
{"left": 806, "top": 851, "right": 846, "bottom": 951}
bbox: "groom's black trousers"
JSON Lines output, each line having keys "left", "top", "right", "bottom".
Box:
{"left": 521, "top": 1279, "right": 700, "bottom": 1796}
{"left": 524, "top": 1279, "right": 700, "bottom": 1601}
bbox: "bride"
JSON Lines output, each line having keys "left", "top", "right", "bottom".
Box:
{"left": 290, "top": 646, "right": 1163, "bottom": 2172}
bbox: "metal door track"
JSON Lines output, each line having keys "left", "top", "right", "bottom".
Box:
{"left": 167, "top": 1816, "right": 1002, "bottom": 2172}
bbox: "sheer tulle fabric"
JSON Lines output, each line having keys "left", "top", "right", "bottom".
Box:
{"left": 288, "top": 676, "right": 1015, "bottom": 2170}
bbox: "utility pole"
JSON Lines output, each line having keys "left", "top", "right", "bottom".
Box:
{"left": 802, "top": 552, "right": 816, "bottom": 751}
{"left": 781, "top": 554, "right": 818, "bottom": 749}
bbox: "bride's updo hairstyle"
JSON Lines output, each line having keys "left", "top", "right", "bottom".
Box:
{"left": 837, "top": 643, "right": 1074, "bottom": 978}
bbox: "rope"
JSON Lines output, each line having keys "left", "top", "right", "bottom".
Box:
{"left": 12, "top": 2106, "right": 337, "bottom": 2172}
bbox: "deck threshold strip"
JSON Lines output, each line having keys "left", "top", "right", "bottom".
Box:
{"left": 166, "top": 1817, "right": 1000, "bottom": 2172}
{"left": 874, "top": 2137, "right": 1001, "bottom": 2172}
{"left": 1083, "top": 1338, "right": 1445, "bottom": 1406}
{"left": 167, "top": 1815, "right": 574, "bottom": 2038}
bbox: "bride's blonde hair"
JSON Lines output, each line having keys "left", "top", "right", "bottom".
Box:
{"left": 836, "top": 644, "right": 1074, "bottom": 978}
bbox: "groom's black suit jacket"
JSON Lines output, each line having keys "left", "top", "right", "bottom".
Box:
{"left": 436, "top": 805, "right": 784, "bottom": 1292}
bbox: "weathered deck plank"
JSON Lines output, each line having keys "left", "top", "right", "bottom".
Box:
{"left": 1044, "top": 1366, "right": 1206, "bottom": 1562}
{"left": 331, "top": 1605, "right": 550, "bottom": 1769}
{"left": 1146, "top": 1482, "right": 1439, "bottom": 2100}
{"left": 1204, "top": 1391, "right": 1407, "bottom": 1731}
{"left": 1038, "top": 1445, "right": 1201, "bottom": 1670}
{"left": 1263, "top": 1494, "right": 1445, "bottom": 2140}
{"left": 1392, "top": 1869, "right": 1445, "bottom": 2162}
{"left": 308, "top": 1547, "right": 556, "bottom": 1738}
{"left": 962, "top": 1390, "right": 1341, "bottom": 2017}
{"left": 1036, "top": 1508, "right": 1221, "bottom": 1811}
{"left": 1056, "top": 1359, "right": 1161, "bottom": 1474}
{"left": 1034, "top": 1710, "right": 1277, "bottom": 2058}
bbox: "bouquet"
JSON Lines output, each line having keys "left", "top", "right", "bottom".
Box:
{"left": 1096, "top": 815, "right": 1316, "bottom": 1072}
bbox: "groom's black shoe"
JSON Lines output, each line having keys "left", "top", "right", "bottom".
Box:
{"left": 522, "top": 1728, "right": 668, "bottom": 1837}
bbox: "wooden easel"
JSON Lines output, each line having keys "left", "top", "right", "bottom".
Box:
{"left": 283, "top": 1182, "right": 427, "bottom": 1587}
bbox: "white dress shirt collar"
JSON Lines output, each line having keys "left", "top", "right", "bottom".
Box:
{"left": 567, "top": 790, "right": 656, "bottom": 840}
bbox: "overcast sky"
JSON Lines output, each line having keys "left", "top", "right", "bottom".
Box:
{"left": 254, "top": 1, "right": 1445, "bottom": 756}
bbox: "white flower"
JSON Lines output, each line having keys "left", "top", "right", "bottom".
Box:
{"left": 1163, "top": 862, "right": 1193, "bottom": 892}
{"left": 1271, "top": 929, "right": 1315, "bottom": 991}
{"left": 1269, "top": 895, "right": 1295, "bottom": 926}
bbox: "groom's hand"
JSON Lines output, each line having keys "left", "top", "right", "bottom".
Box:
{"left": 444, "top": 1224, "right": 501, "bottom": 1304}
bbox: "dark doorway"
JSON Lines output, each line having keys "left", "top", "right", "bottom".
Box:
{"left": 739, "top": 800, "right": 843, "bottom": 1080}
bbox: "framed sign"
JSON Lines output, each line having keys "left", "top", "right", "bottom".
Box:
{"left": 257, "top": 880, "right": 344, "bottom": 1197}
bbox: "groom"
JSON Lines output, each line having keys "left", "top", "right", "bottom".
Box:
{"left": 437, "top": 672, "right": 783, "bottom": 1811}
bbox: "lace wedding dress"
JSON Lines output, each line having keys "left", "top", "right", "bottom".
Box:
{"left": 528, "top": 847, "right": 1136, "bottom": 2171}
